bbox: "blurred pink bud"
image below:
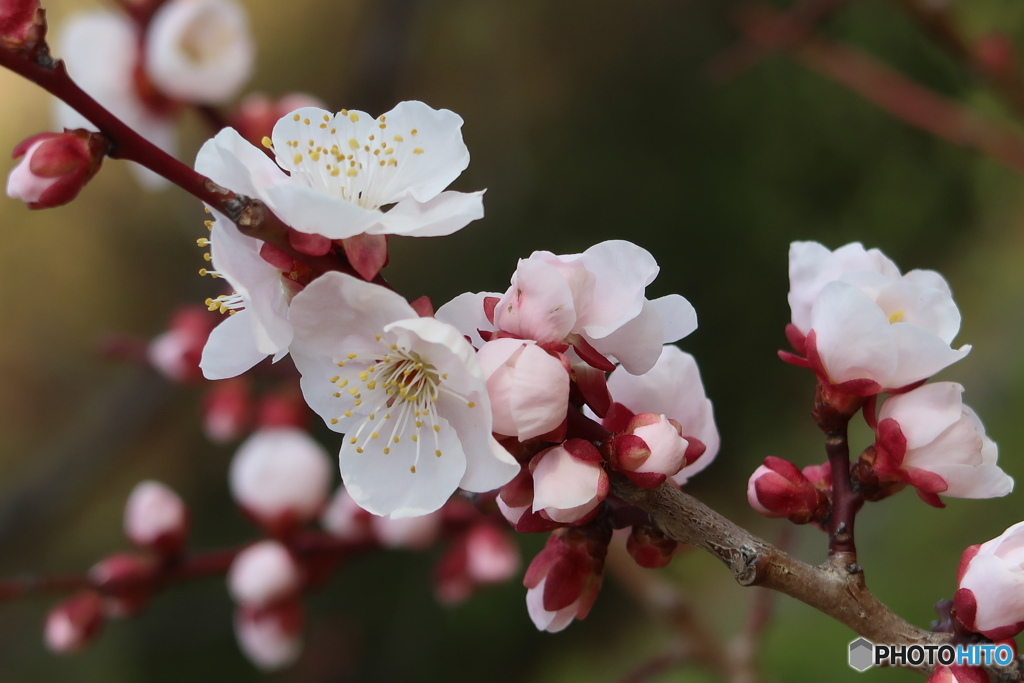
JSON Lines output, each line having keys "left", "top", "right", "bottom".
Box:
{"left": 747, "top": 456, "right": 825, "bottom": 524}
{"left": 320, "top": 487, "right": 373, "bottom": 543}
{"left": 371, "top": 509, "right": 443, "bottom": 550}
{"left": 255, "top": 390, "right": 308, "bottom": 430}
{"left": 926, "top": 665, "right": 989, "bottom": 683}
{"left": 230, "top": 92, "right": 325, "bottom": 147}
{"left": 202, "top": 378, "right": 252, "bottom": 444}
{"left": 144, "top": 0, "right": 254, "bottom": 104}
{"left": 954, "top": 522, "right": 1024, "bottom": 639}
{"left": 0, "top": 0, "right": 42, "bottom": 50}
{"left": 477, "top": 338, "right": 570, "bottom": 440}
{"left": 7, "top": 131, "right": 105, "bottom": 209}
{"left": 123, "top": 480, "right": 189, "bottom": 555}
{"left": 44, "top": 591, "right": 104, "bottom": 653}
{"left": 626, "top": 523, "right": 678, "bottom": 569}
{"left": 147, "top": 306, "right": 215, "bottom": 383}
{"left": 234, "top": 600, "right": 304, "bottom": 670}
{"left": 974, "top": 33, "right": 1015, "bottom": 75}
{"left": 89, "top": 553, "right": 156, "bottom": 617}
{"left": 229, "top": 428, "right": 331, "bottom": 534}
{"left": 530, "top": 440, "right": 608, "bottom": 524}
{"left": 228, "top": 540, "right": 303, "bottom": 607}
{"left": 434, "top": 521, "right": 520, "bottom": 605}
{"left": 524, "top": 524, "right": 611, "bottom": 633}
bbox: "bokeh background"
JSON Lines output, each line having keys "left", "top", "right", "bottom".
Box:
{"left": 1, "top": 0, "right": 1024, "bottom": 681}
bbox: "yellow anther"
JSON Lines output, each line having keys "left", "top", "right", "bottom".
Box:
{"left": 293, "top": 153, "right": 303, "bottom": 164}
{"left": 344, "top": 410, "right": 353, "bottom": 417}
{"left": 410, "top": 466, "right": 416, "bottom": 473}
{"left": 888, "top": 310, "right": 904, "bottom": 324}
{"left": 204, "top": 220, "right": 214, "bottom": 229}
{"left": 379, "top": 115, "right": 387, "bottom": 122}
{"left": 322, "top": 113, "right": 330, "bottom": 122}
{"left": 261, "top": 136, "right": 273, "bottom": 149}
{"left": 347, "top": 168, "right": 359, "bottom": 177}
{"left": 347, "top": 353, "right": 358, "bottom": 359}
{"left": 393, "top": 135, "right": 404, "bottom": 142}
{"left": 303, "top": 118, "right": 311, "bottom": 125}
{"left": 196, "top": 238, "right": 210, "bottom": 247}
{"left": 393, "top": 436, "right": 400, "bottom": 443}
{"left": 349, "top": 112, "right": 359, "bottom": 122}
{"left": 337, "top": 361, "right": 346, "bottom": 367}
{"left": 383, "top": 447, "right": 390, "bottom": 455}
{"left": 370, "top": 432, "right": 379, "bottom": 439}
{"left": 467, "top": 401, "right": 476, "bottom": 408}
{"left": 356, "top": 447, "right": 364, "bottom": 453}
{"left": 413, "top": 148, "right": 424, "bottom": 155}
{"left": 330, "top": 418, "right": 338, "bottom": 424}
{"left": 348, "top": 138, "right": 360, "bottom": 150}
{"left": 434, "top": 450, "right": 442, "bottom": 457}
{"left": 415, "top": 421, "right": 423, "bottom": 428}
{"left": 368, "top": 134, "right": 375, "bottom": 141}
{"left": 375, "top": 334, "right": 382, "bottom": 341}
{"left": 292, "top": 113, "right": 301, "bottom": 121}
{"left": 369, "top": 413, "right": 376, "bottom": 420}
{"left": 433, "top": 425, "right": 441, "bottom": 433}
{"left": 411, "top": 434, "right": 419, "bottom": 442}
{"left": 359, "top": 371, "right": 369, "bottom": 381}
{"left": 332, "top": 392, "right": 341, "bottom": 398}
{"left": 387, "top": 158, "right": 398, "bottom": 166}
{"left": 349, "top": 437, "right": 358, "bottom": 444}
{"left": 410, "top": 128, "right": 418, "bottom": 135}
{"left": 367, "top": 381, "right": 377, "bottom": 390}
{"left": 348, "top": 388, "right": 359, "bottom": 395}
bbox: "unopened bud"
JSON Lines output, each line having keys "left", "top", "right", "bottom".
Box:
{"left": 626, "top": 523, "right": 678, "bottom": 569}
{"left": 124, "top": 480, "right": 189, "bottom": 555}
{"left": 7, "top": 130, "right": 105, "bottom": 209}
{"left": 434, "top": 521, "right": 520, "bottom": 605}
{"left": 202, "top": 378, "right": 252, "bottom": 443}
{"left": 44, "top": 591, "right": 104, "bottom": 653}
{"left": 530, "top": 440, "right": 608, "bottom": 525}
{"left": 747, "top": 456, "right": 826, "bottom": 524}
{"left": 524, "top": 523, "right": 611, "bottom": 633}
{"left": 0, "top": 0, "right": 43, "bottom": 52}
{"left": 89, "top": 553, "right": 156, "bottom": 617}
{"left": 229, "top": 428, "right": 331, "bottom": 535}
{"left": 147, "top": 306, "right": 215, "bottom": 384}
{"left": 234, "top": 600, "right": 303, "bottom": 670}
{"left": 228, "top": 540, "right": 303, "bottom": 607}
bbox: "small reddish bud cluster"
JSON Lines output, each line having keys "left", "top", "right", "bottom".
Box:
{"left": 7, "top": 130, "right": 106, "bottom": 209}
{"left": 524, "top": 522, "right": 611, "bottom": 633}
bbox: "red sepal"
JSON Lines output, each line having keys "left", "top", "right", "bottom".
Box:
{"left": 342, "top": 233, "right": 388, "bottom": 281}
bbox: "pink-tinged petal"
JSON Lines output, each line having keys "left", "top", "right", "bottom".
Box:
{"left": 507, "top": 344, "right": 570, "bottom": 439}
{"left": 262, "top": 182, "right": 382, "bottom": 239}
{"left": 374, "top": 190, "right": 484, "bottom": 237}
{"left": 339, "top": 414, "right": 467, "bottom": 518}
{"left": 585, "top": 301, "right": 664, "bottom": 375}
{"left": 903, "top": 268, "right": 953, "bottom": 297}
{"left": 879, "top": 382, "right": 965, "bottom": 448}
{"left": 289, "top": 272, "right": 415, "bottom": 356}
{"left": 201, "top": 311, "right": 270, "bottom": 379}
{"left": 531, "top": 446, "right": 603, "bottom": 519}
{"left": 810, "top": 282, "right": 897, "bottom": 385}
{"left": 960, "top": 553, "right": 1024, "bottom": 635}
{"left": 886, "top": 323, "right": 970, "bottom": 389}
{"left": 195, "top": 127, "right": 288, "bottom": 197}
{"left": 341, "top": 232, "right": 388, "bottom": 281}
{"left": 651, "top": 294, "right": 698, "bottom": 343}
{"left": 476, "top": 338, "right": 522, "bottom": 436}
{"left": 574, "top": 240, "right": 659, "bottom": 338}
{"left": 493, "top": 259, "right": 577, "bottom": 343}
{"left": 369, "top": 101, "right": 471, "bottom": 204}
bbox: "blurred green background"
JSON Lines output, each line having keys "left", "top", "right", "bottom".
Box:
{"left": 2, "top": 0, "right": 1024, "bottom": 681}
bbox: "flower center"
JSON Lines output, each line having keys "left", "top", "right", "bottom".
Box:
{"left": 269, "top": 111, "right": 424, "bottom": 210}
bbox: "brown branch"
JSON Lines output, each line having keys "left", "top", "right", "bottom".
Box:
{"left": 733, "top": 5, "right": 1024, "bottom": 175}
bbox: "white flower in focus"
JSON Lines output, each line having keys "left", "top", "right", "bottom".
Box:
{"left": 289, "top": 272, "right": 520, "bottom": 518}
{"left": 955, "top": 522, "right": 1024, "bottom": 640}
{"left": 198, "top": 216, "right": 295, "bottom": 379}
{"left": 145, "top": 0, "right": 254, "bottom": 104}
{"left": 55, "top": 12, "right": 176, "bottom": 188}
{"left": 476, "top": 338, "right": 570, "bottom": 440}
{"left": 194, "top": 101, "right": 484, "bottom": 241}
{"left": 491, "top": 241, "right": 697, "bottom": 374}
{"left": 871, "top": 382, "right": 1012, "bottom": 504}
{"left": 229, "top": 428, "right": 332, "bottom": 531}
{"left": 787, "top": 241, "right": 970, "bottom": 391}
{"left": 603, "top": 345, "right": 719, "bottom": 485}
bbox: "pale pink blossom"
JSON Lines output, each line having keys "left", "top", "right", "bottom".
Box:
{"left": 228, "top": 541, "right": 303, "bottom": 607}
{"left": 201, "top": 378, "right": 251, "bottom": 443}
{"left": 955, "top": 521, "right": 1024, "bottom": 639}
{"left": 371, "top": 510, "right": 443, "bottom": 550}
{"left": 746, "top": 457, "right": 825, "bottom": 523}
{"left": 530, "top": 441, "right": 608, "bottom": 524}
{"left": 289, "top": 272, "right": 519, "bottom": 518}
{"left": 435, "top": 521, "right": 519, "bottom": 604}
{"left": 144, "top": 0, "right": 253, "bottom": 105}
{"left": 320, "top": 487, "right": 373, "bottom": 543}
{"left": 6, "top": 131, "right": 104, "bottom": 209}
{"left": 229, "top": 428, "right": 332, "bottom": 532}
{"left": 490, "top": 241, "right": 696, "bottom": 374}
{"left": 869, "top": 382, "right": 1012, "bottom": 506}
{"left": 476, "top": 338, "right": 570, "bottom": 440}
{"left": 626, "top": 414, "right": 688, "bottom": 476}
{"left": 234, "top": 601, "right": 303, "bottom": 670}
{"left": 123, "top": 480, "right": 188, "bottom": 553}
{"left": 786, "top": 241, "right": 970, "bottom": 392}
{"left": 601, "top": 345, "right": 718, "bottom": 485}
{"left": 54, "top": 12, "right": 175, "bottom": 188}
{"left": 194, "top": 101, "right": 484, "bottom": 241}
{"left": 147, "top": 307, "right": 214, "bottom": 383}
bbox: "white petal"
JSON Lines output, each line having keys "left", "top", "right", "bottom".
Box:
{"left": 575, "top": 240, "right": 659, "bottom": 339}
{"left": 811, "top": 282, "right": 897, "bottom": 385}
{"left": 340, "top": 414, "right": 467, "bottom": 518}
{"left": 532, "top": 447, "right": 602, "bottom": 512}
{"left": 585, "top": 301, "right": 664, "bottom": 375}
{"left": 879, "top": 382, "right": 964, "bottom": 448}
{"left": 262, "top": 182, "right": 383, "bottom": 239}
{"left": 886, "top": 324, "right": 970, "bottom": 389}
{"left": 493, "top": 258, "right": 577, "bottom": 343}
{"left": 435, "top": 291, "right": 500, "bottom": 347}
{"left": 373, "top": 190, "right": 484, "bottom": 237}
{"left": 195, "top": 127, "right": 288, "bottom": 198}
{"left": 508, "top": 344, "right": 570, "bottom": 439}
{"left": 875, "top": 279, "right": 961, "bottom": 344}
{"left": 201, "top": 311, "right": 269, "bottom": 379}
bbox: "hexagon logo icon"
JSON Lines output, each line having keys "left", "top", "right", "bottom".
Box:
{"left": 848, "top": 638, "right": 874, "bottom": 672}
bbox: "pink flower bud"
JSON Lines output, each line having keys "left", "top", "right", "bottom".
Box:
{"left": 371, "top": 510, "right": 443, "bottom": 550}
{"left": 202, "top": 378, "right": 252, "bottom": 444}
{"left": 89, "top": 553, "right": 156, "bottom": 617}
{"left": 954, "top": 522, "right": 1024, "bottom": 639}
{"left": 255, "top": 391, "right": 308, "bottom": 430}
{"left": 434, "top": 521, "right": 520, "bottom": 605}
{"left": 747, "top": 457, "right": 825, "bottom": 524}
{"left": 626, "top": 523, "right": 678, "bottom": 569}
{"left": 230, "top": 92, "right": 326, "bottom": 147}
{"left": 477, "top": 338, "right": 570, "bottom": 440}
{"left": 7, "top": 131, "right": 105, "bottom": 209}
{"left": 123, "top": 480, "right": 189, "bottom": 555}
{"left": 147, "top": 306, "right": 214, "bottom": 383}
{"left": 320, "top": 487, "right": 373, "bottom": 543}
{"left": 228, "top": 541, "right": 303, "bottom": 607}
{"left": 524, "top": 524, "right": 611, "bottom": 633}
{"left": 530, "top": 440, "right": 608, "bottom": 525}
{"left": 44, "top": 591, "right": 104, "bottom": 653}
{"left": 229, "top": 428, "right": 332, "bottom": 534}
{"left": 0, "top": 0, "right": 42, "bottom": 50}
{"left": 234, "top": 600, "right": 303, "bottom": 670}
